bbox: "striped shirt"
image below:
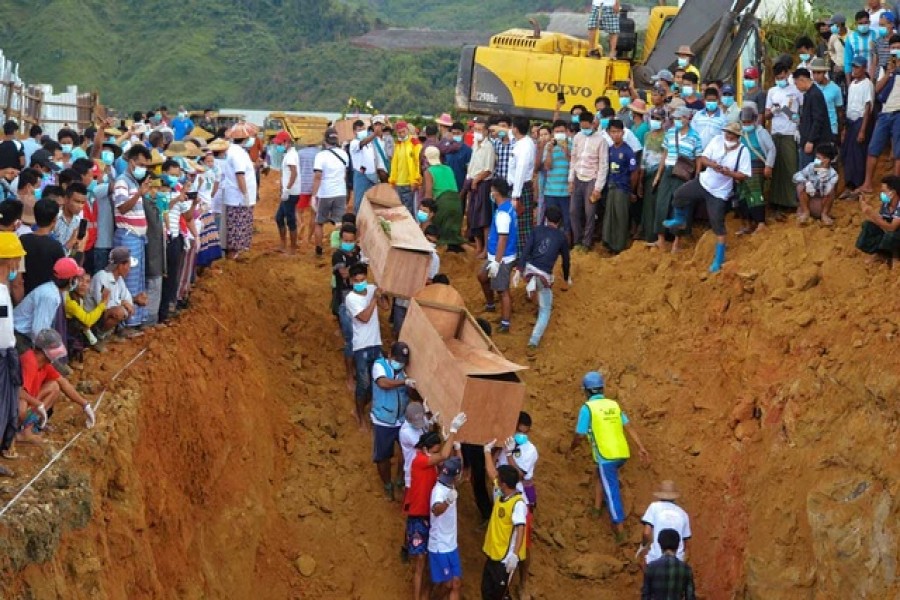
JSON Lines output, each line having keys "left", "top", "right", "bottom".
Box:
{"left": 492, "top": 138, "right": 514, "bottom": 181}
{"left": 662, "top": 127, "right": 703, "bottom": 167}
{"left": 542, "top": 143, "right": 570, "bottom": 196}
{"left": 298, "top": 147, "right": 318, "bottom": 195}
{"left": 113, "top": 172, "right": 147, "bottom": 236}
{"left": 166, "top": 196, "right": 192, "bottom": 237}
{"left": 568, "top": 131, "right": 609, "bottom": 192}
{"left": 844, "top": 30, "right": 879, "bottom": 73}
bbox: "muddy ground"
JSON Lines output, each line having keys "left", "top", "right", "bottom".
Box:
{"left": 0, "top": 170, "right": 897, "bottom": 599}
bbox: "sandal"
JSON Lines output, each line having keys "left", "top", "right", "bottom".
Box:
{"left": 1, "top": 449, "right": 18, "bottom": 460}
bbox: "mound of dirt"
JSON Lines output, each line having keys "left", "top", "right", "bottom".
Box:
{"left": 0, "top": 171, "right": 897, "bottom": 599}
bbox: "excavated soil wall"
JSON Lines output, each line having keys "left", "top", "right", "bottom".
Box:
{"left": 0, "top": 173, "right": 897, "bottom": 599}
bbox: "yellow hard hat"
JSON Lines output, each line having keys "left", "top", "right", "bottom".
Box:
{"left": 0, "top": 232, "right": 26, "bottom": 259}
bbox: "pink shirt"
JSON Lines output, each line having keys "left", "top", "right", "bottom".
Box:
{"left": 568, "top": 131, "right": 609, "bottom": 192}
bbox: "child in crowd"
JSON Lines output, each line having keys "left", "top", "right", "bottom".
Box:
{"left": 792, "top": 142, "right": 839, "bottom": 225}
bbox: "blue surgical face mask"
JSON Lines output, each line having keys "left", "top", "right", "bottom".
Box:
{"left": 581, "top": 127, "right": 594, "bottom": 136}
{"left": 356, "top": 130, "right": 367, "bottom": 141}
{"left": 340, "top": 241, "right": 355, "bottom": 252}
{"left": 671, "top": 83, "right": 680, "bottom": 93}
{"left": 101, "top": 150, "right": 115, "bottom": 165}
{"left": 879, "top": 26, "right": 888, "bottom": 36}
{"left": 389, "top": 359, "right": 404, "bottom": 371}
{"left": 830, "top": 24, "right": 840, "bottom": 34}
{"left": 513, "top": 432, "right": 528, "bottom": 445}
{"left": 274, "top": 144, "right": 286, "bottom": 154}
{"left": 497, "top": 130, "right": 507, "bottom": 138}
{"left": 813, "top": 158, "right": 822, "bottom": 167}
{"left": 87, "top": 180, "right": 97, "bottom": 194}
{"left": 599, "top": 118, "right": 610, "bottom": 129}
{"left": 452, "top": 135, "right": 463, "bottom": 143}
{"left": 881, "top": 191, "right": 891, "bottom": 203}
{"left": 133, "top": 166, "right": 147, "bottom": 179}
{"left": 677, "top": 57, "right": 689, "bottom": 68}
{"left": 681, "top": 85, "right": 694, "bottom": 97}
{"left": 858, "top": 24, "right": 870, "bottom": 34}
{"left": 743, "top": 124, "right": 755, "bottom": 132}
{"left": 353, "top": 281, "right": 368, "bottom": 293}
{"left": 61, "top": 143, "right": 73, "bottom": 154}
{"left": 416, "top": 210, "right": 429, "bottom": 223}
{"left": 571, "top": 114, "right": 580, "bottom": 123}
{"left": 163, "top": 174, "right": 178, "bottom": 187}
{"left": 53, "top": 160, "right": 65, "bottom": 170}
{"left": 722, "top": 96, "right": 735, "bottom": 107}
{"left": 892, "top": 49, "right": 900, "bottom": 58}
{"left": 649, "top": 119, "right": 662, "bottom": 131}
{"left": 6, "top": 270, "right": 16, "bottom": 282}
{"left": 705, "top": 101, "right": 719, "bottom": 112}
{"left": 619, "top": 97, "right": 631, "bottom": 108}
{"left": 743, "top": 79, "right": 756, "bottom": 90}
{"left": 34, "top": 188, "right": 43, "bottom": 200}
{"left": 775, "top": 79, "right": 788, "bottom": 88}
{"left": 799, "top": 53, "right": 811, "bottom": 62}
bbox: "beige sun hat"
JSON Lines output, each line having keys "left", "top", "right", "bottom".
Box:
{"left": 653, "top": 480, "right": 681, "bottom": 500}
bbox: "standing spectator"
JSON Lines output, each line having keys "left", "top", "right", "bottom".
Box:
{"left": 542, "top": 120, "right": 573, "bottom": 243}
{"left": 637, "top": 481, "right": 692, "bottom": 567}
{"left": 311, "top": 128, "right": 349, "bottom": 256}
{"left": 428, "top": 456, "right": 464, "bottom": 600}
{"left": 521, "top": 206, "right": 570, "bottom": 350}
{"left": 856, "top": 174, "right": 900, "bottom": 264}
{"left": 844, "top": 11, "right": 879, "bottom": 79}
{"left": 21, "top": 125, "right": 42, "bottom": 167}
{"left": 810, "top": 58, "right": 844, "bottom": 139}
{"left": 736, "top": 106, "right": 775, "bottom": 235}
{"left": 720, "top": 84, "right": 739, "bottom": 122}
{"left": 112, "top": 145, "right": 151, "bottom": 329}
{"left": 795, "top": 68, "right": 832, "bottom": 169}
{"left": 597, "top": 0, "right": 620, "bottom": 58}
{"left": 0, "top": 121, "right": 23, "bottom": 170}
{"left": 638, "top": 109, "right": 665, "bottom": 243}
{"left": 481, "top": 442, "right": 527, "bottom": 600}
{"left": 667, "top": 122, "right": 750, "bottom": 273}
{"left": 331, "top": 223, "right": 360, "bottom": 392}
{"left": 491, "top": 116, "right": 514, "bottom": 186}
{"left": 422, "top": 148, "right": 465, "bottom": 252}
{"left": 388, "top": 121, "right": 422, "bottom": 216}
{"left": 464, "top": 119, "right": 496, "bottom": 258}
{"left": 508, "top": 117, "right": 536, "bottom": 260}
{"left": 640, "top": 529, "right": 696, "bottom": 600}
{"left": 478, "top": 180, "right": 518, "bottom": 333}
{"left": 841, "top": 56, "right": 875, "bottom": 198}
{"left": 171, "top": 107, "right": 194, "bottom": 142}
{"left": 691, "top": 87, "right": 727, "bottom": 148}
{"left": 602, "top": 119, "right": 638, "bottom": 254}
{"left": 795, "top": 36, "right": 815, "bottom": 69}
{"left": 766, "top": 63, "right": 803, "bottom": 211}
{"left": 141, "top": 175, "right": 166, "bottom": 329}
{"left": 793, "top": 143, "right": 839, "bottom": 225}
{"left": 0, "top": 232, "right": 24, "bottom": 470}
{"left": 568, "top": 111, "right": 609, "bottom": 251}
{"left": 828, "top": 15, "right": 848, "bottom": 91}
{"left": 371, "top": 342, "right": 415, "bottom": 501}
{"left": 861, "top": 34, "right": 900, "bottom": 194}
{"left": 349, "top": 119, "right": 380, "bottom": 212}
{"left": 651, "top": 107, "right": 703, "bottom": 251}
{"left": 222, "top": 122, "right": 258, "bottom": 260}
{"left": 297, "top": 142, "right": 318, "bottom": 247}
{"left": 742, "top": 67, "right": 767, "bottom": 119}
{"left": 674, "top": 45, "right": 700, "bottom": 80}
{"left": 876, "top": 12, "right": 896, "bottom": 73}
{"left": 567, "top": 371, "right": 650, "bottom": 544}
{"left": 50, "top": 183, "right": 87, "bottom": 254}
{"left": 345, "top": 263, "right": 388, "bottom": 431}
{"left": 444, "top": 122, "right": 471, "bottom": 194}
{"left": 273, "top": 131, "right": 300, "bottom": 254}
{"left": 21, "top": 199, "right": 65, "bottom": 296}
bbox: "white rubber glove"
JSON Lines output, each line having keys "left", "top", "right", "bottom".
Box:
{"left": 486, "top": 260, "right": 500, "bottom": 279}
{"left": 567, "top": 277, "right": 573, "bottom": 286}
{"left": 452, "top": 441, "right": 461, "bottom": 452}
{"left": 449, "top": 412, "right": 467, "bottom": 434}
{"left": 83, "top": 404, "right": 96, "bottom": 429}
{"left": 504, "top": 436, "right": 517, "bottom": 452}
{"left": 404, "top": 378, "right": 417, "bottom": 389}
{"left": 35, "top": 403, "right": 48, "bottom": 429}
{"left": 483, "top": 438, "right": 497, "bottom": 454}
{"left": 511, "top": 269, "right": 521, "bottom": 288}
{"left": 446, "top": 488, "right": 458, "bottom": 504}
{"left": 805, "top": 182, "right": 815, "bottom": 195}
{"left": 525, "top": 277, "right": 537, "bottom": 294}
{"left": 502, "top": 552, "right": 519, "bottom": 574}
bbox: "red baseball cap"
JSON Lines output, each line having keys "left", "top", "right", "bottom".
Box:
{"left": 273, "top": 131, "right": 291, "bottom": 145}
{"left": 394, "top": 120, "right": 409, "bottom": 131}
{"left": 743, "top": 67, "right": 760, "bottom": 79}
{"left": 53, "top": 257, "right": 85, "bottom": 279}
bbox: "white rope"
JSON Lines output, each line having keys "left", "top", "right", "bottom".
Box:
{"left": 0, "top": 347, "right": 147, "bottom": 520}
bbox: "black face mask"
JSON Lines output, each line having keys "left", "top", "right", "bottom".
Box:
{"left": 821, "top": 30, "right": 832, "bottom": 40}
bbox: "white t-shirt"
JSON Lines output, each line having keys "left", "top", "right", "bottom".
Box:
{"left": 400, "top": 421, "right": 427, "bottom": 487}
{"left": 765, "top": 84, "right": 803, "bottom": 136}
{"left": 846, "top": 78, "right": 875, "bottom": 122}
{"left": 349, "top": 138, "right": 378, "bottom": 174}
{"left": 281, "top": 147, "right": 302, "bottom": 195}
{"left": 370, "top": 360, "right": 404, "bottom": 427}
{"left": 699, "top": 136, "right": 752, "bottom": 200}
{"left": 601, "top": 129, "right": 643, "bottom": 154}
{"left": 496, "top": 441, "right": 539, "bottom": 502}
{"left": 641, "top": 500, "right": 692, "bottom": 563}
{"left": 488, "top": 211, "right": 516, "bottom": 264}
{"left": 428, "top": 482, "right": 459, "bottom": 553}
{"left": 87, "top": 269, "right": 132, "bottom": 310}
{"left": 429, "top": 246, "right": 440, "bottom": 280}
{"left": 0, "top": 284, "right": 15, "bottom": 349}
{"left": 313, "top": 147, "right": 349, "bottom": 198}
{"left": 344, "top": 285, "right": 381, "bottom": 351}
{"left": 222, "top": 144, "right": 258, "bottom": 207}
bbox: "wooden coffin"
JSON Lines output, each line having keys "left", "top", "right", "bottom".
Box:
{"left": 357, "top": 184, "right": 432, "bottom": 298}
{"left": 399, "top": 292, "right": 527, "bottom": 444}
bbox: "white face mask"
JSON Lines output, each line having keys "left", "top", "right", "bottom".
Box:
{"left": 553, "top": 132, "right": 567, "bottom": 141}
{"left": 473, "top": 132, "right": 484, "bottom": 143}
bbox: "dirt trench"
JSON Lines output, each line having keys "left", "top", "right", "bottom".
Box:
{"left": 0, "top": 172, "right": 898, "bottom": 599}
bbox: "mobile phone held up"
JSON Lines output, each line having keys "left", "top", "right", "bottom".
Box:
{"left": 77, "top": 219, "right": 88, "bottom": 240}
{"left": 557, "top": 91, "right": 566, "bottom": 105}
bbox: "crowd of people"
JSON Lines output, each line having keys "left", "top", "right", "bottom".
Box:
{"left": 0, "top": 106, "right": 276, "bottom": 477}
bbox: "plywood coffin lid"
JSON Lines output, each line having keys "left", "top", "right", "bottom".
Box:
{"left": 365, "top": 183, "right": 402, "bottom": 207}
{"left": 368, "top": 205, "right": 433, "bottom": 253}
{"left": 445, "top": 339, "right": 527, "bottom": 376}
{"left": 415, "top": 284, "right": 465, "bottom": 308}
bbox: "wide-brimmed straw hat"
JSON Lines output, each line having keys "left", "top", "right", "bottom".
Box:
{"left": 653, "top": 480, "right": 681, "bottom": 500}
{"left": 226, "top": 121, "right": 259, "bottom": 139}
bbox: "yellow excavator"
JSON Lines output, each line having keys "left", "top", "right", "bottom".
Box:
{"left": 455, "top": 0, "right": 765, "bottom": 119}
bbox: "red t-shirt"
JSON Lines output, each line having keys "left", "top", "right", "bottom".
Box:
{"left": 20, "top": 349, "right": 60, "bottom": 397}
{"left": 404, "top": 451, "right": 438, "bottom": 517}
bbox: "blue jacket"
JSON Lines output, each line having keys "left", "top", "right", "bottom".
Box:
{"left": 487, "top": 200, "right": 518, "bottom": 260}
{"left": 370, "top": 357, "right": 409, "bottom": 426}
